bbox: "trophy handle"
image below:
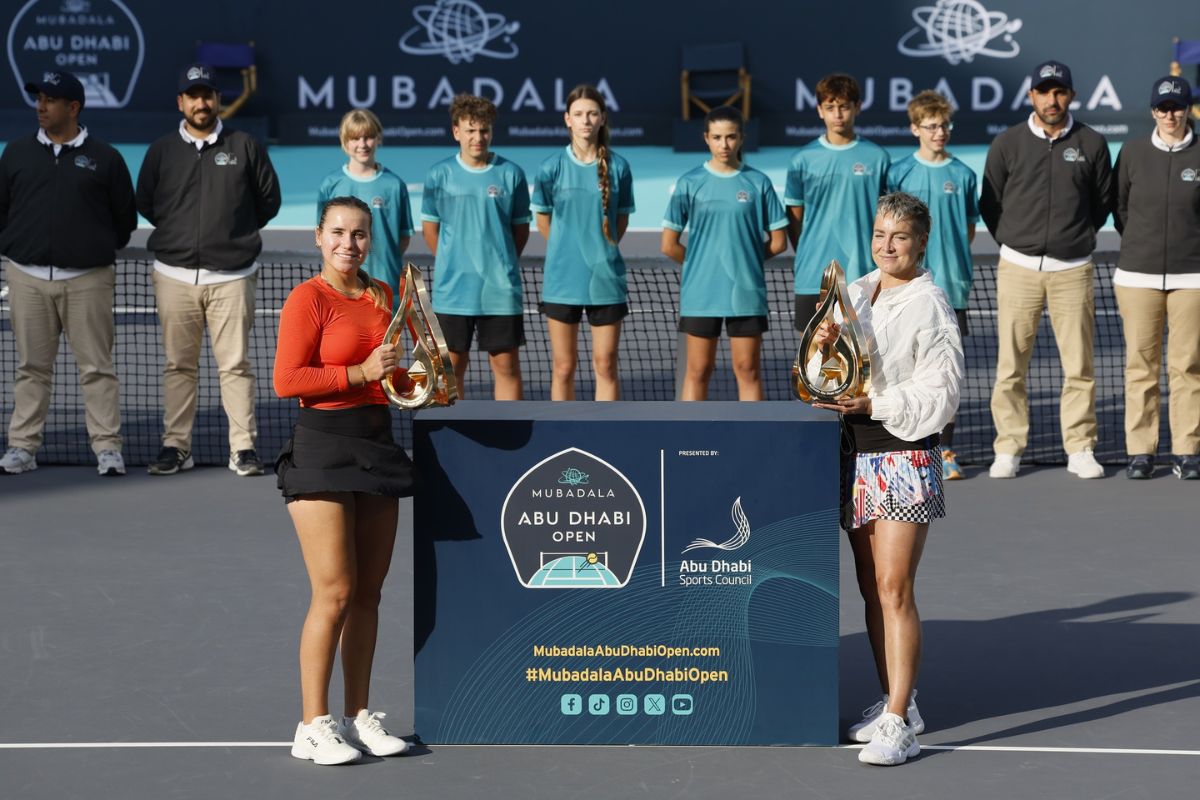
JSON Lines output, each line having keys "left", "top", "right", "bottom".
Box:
{"left": 792, "top": 261, "right": 871, "bottom": 403}
{"left": 381, "top": 263, "right": 459, "bottom": 409}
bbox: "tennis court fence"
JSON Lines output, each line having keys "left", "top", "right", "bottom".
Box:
{"left": 0, "top": 255, "right": 1156, "bottom": 467}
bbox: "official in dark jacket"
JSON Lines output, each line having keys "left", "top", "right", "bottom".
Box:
{"left": 136, "top": 63, "right": 281, "bottom": 477}
{"left": 979, "top": 60, "right": 1115, "bottom": 480}
{"left": 1113, "top": 76, "right": 1200, "bottom": 480}
{"left": 0, "top": 71, "right": 136, "bottom": 477}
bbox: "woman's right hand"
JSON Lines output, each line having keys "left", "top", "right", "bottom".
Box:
{"left": 812, "top": 320, "right": 840, "bottom": 348}
{"left": 358, "top": 342, "right": 398, "bottom": 382}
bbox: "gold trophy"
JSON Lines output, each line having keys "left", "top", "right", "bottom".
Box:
{"left": 792, "top": 260, "right": 872, "bottom": 403}
{"left": 381, "top": 263, "right": 458, "bottom": 409}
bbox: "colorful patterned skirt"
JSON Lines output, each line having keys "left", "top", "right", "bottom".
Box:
{"left": 841, "top": 449, "right": 945, "bottom": 531}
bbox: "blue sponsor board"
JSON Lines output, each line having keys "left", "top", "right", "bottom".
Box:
{"left": 4, "top": 1, "right": 1193, "bottom": 143}
{"left": 414, "top": 401, "right": 839, "bottom": 745}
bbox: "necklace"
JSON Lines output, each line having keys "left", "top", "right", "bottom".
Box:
{"left": 320, "top": 272, "right": 364, "bottom": 299}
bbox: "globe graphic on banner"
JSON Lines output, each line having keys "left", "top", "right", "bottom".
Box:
{"left": 399, "top": 0, "right": 520, "bottom": 64}
{"left": 897, "top": 0, "right": 1022, "bottom": 65}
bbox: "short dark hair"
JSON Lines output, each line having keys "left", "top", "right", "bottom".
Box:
{"left": 815, "top": 74, "right": 861, "bottom": 106}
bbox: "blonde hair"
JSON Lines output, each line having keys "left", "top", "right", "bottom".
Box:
{"left": 565, "top": 84, "right": 615, "bottom": 244}
{"left": 907, "top": 90, "right": 953, "bottom": 126}
{"left": 317, "top": 196, "right": 388, "bottom": 311}
{"left": 338, "top": 108, "right": 383, "bottom": 148}
{"left": 877, "top": 192, "right": 931, "bottom": 240}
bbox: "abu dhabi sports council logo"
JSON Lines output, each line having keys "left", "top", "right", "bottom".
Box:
{"left": 501, "top": 448, "right": 646, "bottom": 589}
{"left": 735, "top": 190, "right": 750, "bottom": 203}
{"left": 1182, "top": 169, "right": 1197, "bottom": 183}
{"left": 72, "top": 153, "right": 96, "bottom": 170}
{"left": 398, "top": 0, "right": 520, "bottom": 65}
{"left": 371, "top": 196, "right": 385, "bottom": 208}
{"left": 7, "top": 0, "right": 145, "bottom": 109}
{"left": 943, "top": 180, "right": 957, "bottom": 194}
{"left": 1062, "top": 147, "right": 1084, "bottom": 163}
{"left": 213, "top": 152, "right": 238, "bottom": 166}
{"left": 897, "top": 0, "right": 1022, "bottom": 65}
{"left": 682, "top": 497, "right": 750, "bottom": 554}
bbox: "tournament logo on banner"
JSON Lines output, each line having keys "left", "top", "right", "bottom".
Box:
{"left": 500, "top": 448, "right": 646, "bottom": 589}
{"left": 7, "top": 0, "right": 144, "bottom": 109}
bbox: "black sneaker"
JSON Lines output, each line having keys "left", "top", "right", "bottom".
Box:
{"left": 1173, "top": 455, "right": 1200, "bottom": 480}
{"left": 1125, "top": 454, "right": 1154, "bottom": 480}
{"left": 147, "top": 446, "right": 194, "bottom": 475}
{"left": 229, "top": 449, "right": 265, "bottom": 477}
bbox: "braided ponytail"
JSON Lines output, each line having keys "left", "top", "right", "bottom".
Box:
{"left": 597, "top": 141, "right": 614, "bottom": 244}
{"left": 565, "top": 84, "right": 615, "bottom": 244}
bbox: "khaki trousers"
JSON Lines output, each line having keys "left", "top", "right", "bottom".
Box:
{"left": 153, "top": 272, "right": 258, "bottom": 452}
{"left": 1115, "top": 285, "right": 1200, "bottom": 456}
{"left": 5, "top": 264, "right": 122, "bottom": 454}
{"left": 990, "top": 259, "right": 1097, "bottom": 456}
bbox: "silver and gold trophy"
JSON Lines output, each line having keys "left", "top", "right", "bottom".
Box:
{"left": 381, "top": 263, "right": 458, "bottom": 409}
{"left": 792, "top": 260, "right": 872, "bottom": 403}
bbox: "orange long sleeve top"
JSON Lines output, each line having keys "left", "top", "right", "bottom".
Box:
{"left": 273, "top": 276, "right": 395, "bottom": 409}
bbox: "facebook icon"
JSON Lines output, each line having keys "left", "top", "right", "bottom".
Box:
{"left": 560, "top": 694, "right": 582, "bottom": 715}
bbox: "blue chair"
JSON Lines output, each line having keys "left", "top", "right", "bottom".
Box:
{"left": 195, "top": 41, "right": 257, "bottom": 120}
{"left": 1171, "top": 37, "right": 1200, "bottom": 119}
{"left": 680, "top": 42, "right": 751, "bottom": 121}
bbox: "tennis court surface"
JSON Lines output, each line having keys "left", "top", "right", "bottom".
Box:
{"left": 1, "top": 450, "right": 1195, "bottom": 799}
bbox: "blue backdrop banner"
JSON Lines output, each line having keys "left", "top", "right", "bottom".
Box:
{"left": 3, "top": 1, "right": 1190, "bottom": 144}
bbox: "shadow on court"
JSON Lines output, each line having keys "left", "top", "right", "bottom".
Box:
{"left": 842, "top": 591, "right": 1198, "bottom": 752}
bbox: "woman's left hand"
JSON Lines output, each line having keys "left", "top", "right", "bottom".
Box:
{"left": 812, "top": 395, "right": 872, "bottom": 415}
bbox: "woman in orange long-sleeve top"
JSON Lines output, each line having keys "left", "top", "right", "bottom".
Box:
{"left": 274, "top": 195, "right": 413, "bottom": 765}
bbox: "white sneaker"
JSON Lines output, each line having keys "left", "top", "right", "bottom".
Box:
{"left": 0, "top": 447, "right": 37, "bottom": 474}
{"left": 848, "top": 691, "right": 924, "bottom": 743}
{"left": 291, "top": 715, "right": 362, "bottom": 765}
{"left": 858, "top": 712, "right": 920, "bottom": 766}
{"left": 1067, "top": 448, "right": 1105, "bottom": 479}
{"left": 96, "top": 449, "right": 126, "bottom": 477}
{"left": 341, "top": 709, "right": 409, "bottom": 756}
{"left": 989, "top": 453, "right": 1020, "bottom": 478}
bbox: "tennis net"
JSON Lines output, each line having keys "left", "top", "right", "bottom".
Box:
{"left": 0, "top": 255, "right": 1148, "bottom": 467}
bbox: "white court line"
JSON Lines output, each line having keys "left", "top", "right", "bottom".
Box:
{"left": 0, "top": 742, "right": 1197, "bottom": 756}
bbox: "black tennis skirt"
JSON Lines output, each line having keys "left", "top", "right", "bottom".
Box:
{"left": 275, "top": 405, "right": 415, "bottom": 502}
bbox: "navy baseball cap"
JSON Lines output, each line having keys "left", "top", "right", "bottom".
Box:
{"left": 24, "top": 71, "right": 85, "bottom": 108}
{"left": 1150, "top": 76, "right": 1192, "bottom": 108}
{"left": 178, "top": 63, "right": 218, "bottom": 93}
{"left": 1030, "top": 60, "right": 1073, "bottom": 91}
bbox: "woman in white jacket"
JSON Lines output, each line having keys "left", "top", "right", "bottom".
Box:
{"left": 811, "top": 192, "right": 963, "bottom": 766}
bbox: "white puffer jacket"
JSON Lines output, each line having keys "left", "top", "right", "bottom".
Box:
{"left": 814, "top": 269, "right": 964, "bottom": 442}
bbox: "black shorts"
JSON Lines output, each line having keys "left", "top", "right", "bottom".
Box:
{"left": 540, "top": 302, "right": 629, "bottom": 326}
{"left": 794, "top": 294, "right": 822, "bottom": 330}
{"left": 954, "top": 308, "right": 969, "bottom": 337}
{"left": 275, "top": 405, "right": 414, "bottom": 503}
{"left": 436, "top": 313, "right": 525, "bottom": 353}
{"left": 678, "top": 315, "right": 768, "bottom": 338}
